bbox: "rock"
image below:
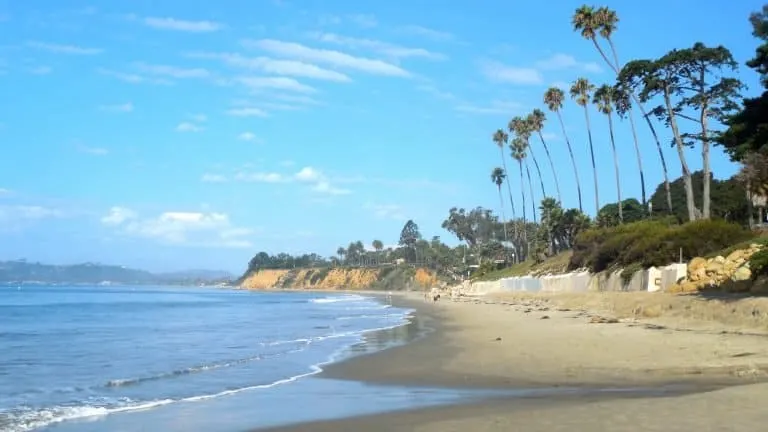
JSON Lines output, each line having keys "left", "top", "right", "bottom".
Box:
{"left": 721, "top": 279, "right": 752, "bottom": 293}
{"left": 727, "top": 250, "right": 747, "bottom": 262}
{"left": 541, "top": 315, "right": 550, "bottom": 320}
{"left": 714, "top": 255, "right": 726, "bottom": 264}
{"left": 494, "top": 337, "right": 502, "bottom": 341}
{"left": 589, "top": 315, "right": 619, "bottom": 324}
{"left": 732, "top": 266, "right": 752, "bottom": 282}
{"left": 705, "top": 261, "right": 724, "bottom": 274}
{"left": 689, "top": 257, "right": 707, "bottom": 271}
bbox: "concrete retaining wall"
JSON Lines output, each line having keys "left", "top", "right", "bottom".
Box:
{"left": 466, "top": 262, "right": 686, "bottom": 296}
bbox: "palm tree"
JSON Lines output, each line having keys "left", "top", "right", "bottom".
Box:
{"left": 570, "top": 77, "right": 600, "bottom": 216}
{"left": 528, "top": 109, "right": 561, "bottom": 203}
{"left": 613, "top": 88, "right": 646, "bottom": 220}
{"left": 336, "top": 247, "right": 346, "bottom": 265}
{"left": 509, "top": 117, "right": 545, "bottom": 201}
{"left": 372, "top": 240, "right": 383, "bottom": 265}
{"left": 492, "top": 129, "right": 518, "bottom": 250}
{"left": 593, "top": 84, "right": 623, "bottom": 223}
{"left": 573, "top": 4, "right": 671, "bottom": 213}
{"left": 510, "top": 139, "right": 528, "bottom": 260}
{"left": 490, "top": 167, "right": 509, "bottom": 243}
{"left": 544, "top": 87, "right": 583, "bottom": 212}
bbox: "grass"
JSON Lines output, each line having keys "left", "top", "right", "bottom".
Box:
{"left": 473, "top": 251, "right": 572, "bottom": 282}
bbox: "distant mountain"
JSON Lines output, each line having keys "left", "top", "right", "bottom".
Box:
{"left": 0, "top": 260, "right": 234, "bottom": 285}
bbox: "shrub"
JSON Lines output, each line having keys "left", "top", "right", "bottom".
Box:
{"left": 569, "top": 219, "right": 754, "bottom": 273}
{"left": 749, "top": 249, "right": 768, "bottom": 278}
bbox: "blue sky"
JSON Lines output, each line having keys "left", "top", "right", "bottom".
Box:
{"left": 0, "top": 0, "right": 763, "bottom": 274}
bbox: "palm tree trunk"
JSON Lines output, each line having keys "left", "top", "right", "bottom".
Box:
{"left": 524, "top": 160, "right": 538, "bottom": 224}
{"left": 603, "top": 36, "right": 669, "bottom": 214}
{"left": 537, "top": 131, "right": 561, "bottom": 203}
{"left": 528, "top": 143, "right": 546, "bottom": 199}
{"left": 556, "top": 110, "right": 583, "bottom": 212}
{"left": 583, "top": 106, "right": 600, "bottom": 217}
{"left": 663, "top": 87, "right": 696, "bottom": 222}
{"left": 607, "top": 113, "right": 623, "bottom": 223}
{"left": 500, "top": 148, "right": 518, "bottom": 259}
{"left": 517, "top": 159, "right": 527, "bottom": 260}
{"left": 497, "top": 186, "right": 508, "bottom": 243}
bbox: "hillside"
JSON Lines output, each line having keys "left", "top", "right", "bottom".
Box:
{"left": 0, "top": 260, "right": 234, "bottom": 285}
{"left": 239, "top": 266, "right": 440, "bottom": 291}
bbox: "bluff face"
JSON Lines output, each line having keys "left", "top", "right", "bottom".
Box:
{"left": 239, "top": 266, "right": 439, "bottom": 291}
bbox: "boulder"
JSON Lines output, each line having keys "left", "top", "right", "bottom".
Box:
{"left": 726, "top": 249, "right": 746, "bottom": 262}
{"left": 705, "top": 261, "right": 724, "bottom": 274}
{"left": 713, "top": 255, "right": 726, "bottom": 264}
{"left": 732, "top": 266, "right": 752, "bottom": 282}
{"left": 688, "top": 257, "right": 707, "bottom": 272}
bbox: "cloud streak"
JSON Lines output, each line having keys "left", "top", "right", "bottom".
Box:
{"left": 27, "top": 41, "right": 102, "bottom": 55}
{"left": 143, "top": 17, "right": 222, "bottom": 32}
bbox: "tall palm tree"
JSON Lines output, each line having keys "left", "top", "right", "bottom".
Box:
{"left": 613, "top": 88, "right": 646, "bottom": 220}
{"left": 492, "top": 129, "right": 518, "bottom": 250}
{"left": 570, "top": 77, "right": 600, "bottom": 216}
{"left": 593, "top": 84, "right": 623, "bottom": 223}
{"left": 336, "top": 246, "right": 346, "bottom": 265}
{"left": 544, "top": 87, "right": 583, "bottom": 212}
{"left": 509, "top": 117, "right": 545, "bottom": 201}
{"left": 528, "top": 109, "right": 561, "bottom": 203}
{"left": 372, "top": 239, "right": 383, "bottom": 265}
{"left": 573, "top": 4, "right": 671, "bottom": 213}
{"left": 510, "top": 139, "right": 528, "bottom": 260}
{"left": 490, "top": 167, "right": 509, "bottom": 243}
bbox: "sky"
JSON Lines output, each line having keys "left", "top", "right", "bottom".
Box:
{"left": 0, "top": 0, "right": 764, "bottom": 274}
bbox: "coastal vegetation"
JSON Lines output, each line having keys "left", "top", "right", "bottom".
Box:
{"left": 241, "top": 5, "right": 768, "bottom": 292}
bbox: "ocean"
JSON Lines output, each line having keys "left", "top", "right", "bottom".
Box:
{"left": 0, "top": 285, "right": 470, "bottom": 432}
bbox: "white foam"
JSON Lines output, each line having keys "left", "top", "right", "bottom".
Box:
{"left": 309, "top": 294, "right": 367, "bottom": 304}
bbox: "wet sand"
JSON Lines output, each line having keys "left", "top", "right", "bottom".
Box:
{"left": 260, "top": 291, "right": 768, "bottom": 431}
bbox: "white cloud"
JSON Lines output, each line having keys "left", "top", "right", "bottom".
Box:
{"left": 312, "top": 181, "right": 350, "bottom": 195}
{"left": 347, "top": 14, "right": 378, "bottom": 28}
{"left": 188, "top": 52, "right": 351, "bottom": 82}
{"left": 97, "top": 68, "right": 172, "bottom": 85}
{"left": 27, "top": 41, "right": 103, "bottom": 55}
{"left": 364, "top": 202, "right": 406, "bottom": 220}
{"left": 238, "top": 76, "right": 316, "bottom": 93}
{"left": 399, "top": 25, "right": 454, "bottom": 41}
{"left": 176, "top": 122, "right": 203, "bottom": 132}
{"left": 535, "top": 53, "right": 602, "bottom": 73}
{"left": 310, "top": 33, "right": 445, "bottom": 61}
{"left": 294, "top": 166, "right": 350, "bottom": 195}
{"left": 243, "top": 39, "right": 410, "bottom": 77}
{"left": 455, "top": 100, "right": 522, "bottom": 115}
{"left": 143, "top": 17, "right": 221, "bottom": 32}
{"left": 29, "top": 66, "right": 52, "bottom": 75}
{"left": 101, "top": 206, "right": 137, "bottom": 225}
{"left": 101, "top": 207, "right": 253, "bottom": 248}
{"left": 134, "top": 62, "right": 210, "bottom": 79}
{"left": 294, "top": 166, "right": 322, "bottom": 182}
{"left": 0, "top": 205, "right": 64, "bottom": 221}
{"left": 76, "top": 144, "right": 109, "bottom": 155}
{"left": 541, "top": 132, "right": 559, "bottom": 141}
{"left": 226, "top": 107, "right": 268, "bottom": 117}
{"left": 99, "top": 102, "right": 134, "bottom": 113}
{"left": 237, "top": 131, "right": 259, "bottom": 142}
{"left": 190, "top": 113, "right": 207, "bottom": 122}
{"left": 201, "top": 173, "right": 228, "bottom": 183}
{"left": 235, "top": 172, "right": 287, "bottom": 183}
{"left": 480, "top": 61, "right": 543, "bottom": 85}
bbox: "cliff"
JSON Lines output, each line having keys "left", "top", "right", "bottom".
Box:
{"left": 239, "top": 266, "right": 440, "bottom": 291}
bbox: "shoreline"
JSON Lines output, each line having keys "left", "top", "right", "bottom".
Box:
{"left": 258, "top": 290, "right": 768, "bottom": 431}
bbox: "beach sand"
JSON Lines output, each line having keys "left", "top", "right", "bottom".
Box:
{"left": 262, "top": 291, "right": 768, "bottom": 431}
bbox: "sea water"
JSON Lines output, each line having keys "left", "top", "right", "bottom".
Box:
{"left": 0, "top": 285, "right": 434, "bottom": 431}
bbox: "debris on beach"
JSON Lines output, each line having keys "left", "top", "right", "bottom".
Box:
{"left": 589, "top": 315, "right": 620, "bottom": 324}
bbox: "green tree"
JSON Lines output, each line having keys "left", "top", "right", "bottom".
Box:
{"left": 372, "top": 239, "right": 383, "bottom": 265}
{"left": 593, "top": 84, "right": 623, "bottom": 223}
{"left": 575, "top": 4, "right": 670, "bottom": 212}
{"left": 544, "top": 87, "right": 583, "bottom": 212}
{"left": 570, "top": 77, "right": 600, "bottom": 216}
{"left": 509, "top": 116, "right": 546, "bottom": 201}
{"left": 613, "top": 87, "right": 648, "bottom": 215}
{"left": 721, "top": 6, "right": 768, "bottom": 160}
{"left": 490, "top": 167, "right": 509, "bottom": 244}
{"left": 597, "top": 198, "right": 646, "bottom": 227}
{"left": 399, "top": 220, "right": 421, "bottom": 262}
{"left": 528, "top": 109, "right": 561, "bottom": 203}
{"left": 336, "top": 247, "right": 346, "bottom": 265}
{"left": 620, "top": 58, "right": 697, "bottom": 221}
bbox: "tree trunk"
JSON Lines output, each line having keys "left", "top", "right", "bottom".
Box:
{"left": 537, "top": 131, "right": 561, "bottom": 203}
{"left": 607, "top": 113, "right": 623, "bottom": 223}
{"left": 663, "top": 86, "right": 696, "bottom": 222}
{"left": 583, "top": 105, "right": 600, "bottom": 217}
{"left": 497, "top": 186, "right": 508, "bottom": 243}
{"left": 700, "top": 69, "right": 711, "bottom": 220}
{"left": 527, "top": 143, "right": 546, "bottom": 198}
{"left": 500, "top": 148, "right": 518, "bottom": 260}
{"left": 518, "top": 159, "right": 527, "bottom": 260}
{"left": 557, "top": 110, "right": 583, "bottom": 212}
{"left": 747, "top": 180, "right": 755, "bottom": 229}
{"left": 627, "top": 109, "right": 647, "bottom": 211}
{"left": 524, "top": 160, "right": 538, "bottom": 224}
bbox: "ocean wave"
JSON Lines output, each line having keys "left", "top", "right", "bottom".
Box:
{"left": 1, "top": 312, "right": 414, "bottom": 432}
{"left": 309, "top": 294, "right": 367, "bottom": 304}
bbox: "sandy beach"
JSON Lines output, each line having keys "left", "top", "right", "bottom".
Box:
{"left": 262, "top": 290, "right": 768, "bottom": 431}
